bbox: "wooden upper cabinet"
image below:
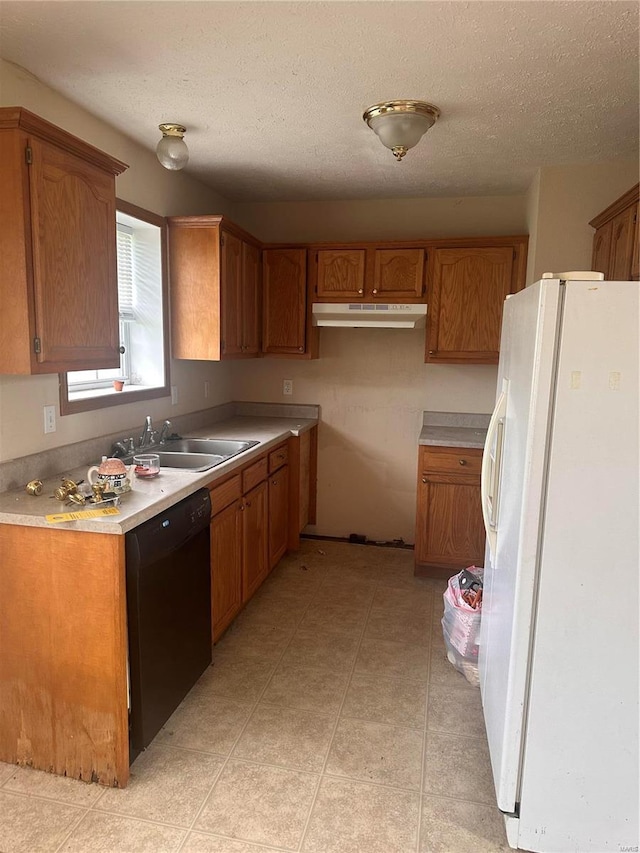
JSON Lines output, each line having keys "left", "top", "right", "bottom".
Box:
{"left": 590, "top": 184, "right": 639, "bottom": 281}
{"left": 262, "top": 248, "right": 317, "bottom": 357}
{"left": 426, "top": 246, "right": 517, "bottom": 364}
{"left": 0, "top": 107, "right": 127, "bottom": 374}
{"left": 316, "top": 250, "right": 366, "bottom": 298}
{"left": 168, "top": 216, "right": 261, "bottom": 360}
{"left": 373, "top": 248, "right": 425, "bottom": 299}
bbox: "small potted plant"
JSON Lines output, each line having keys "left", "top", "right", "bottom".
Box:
{"left": 112, "top": 378, "right": 125, "bottom": 392}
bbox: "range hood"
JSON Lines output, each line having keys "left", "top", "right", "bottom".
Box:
{"left": 312, "top": 303, "right": 427, "bottom": 329}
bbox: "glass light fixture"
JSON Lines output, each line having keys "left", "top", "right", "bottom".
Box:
{"left": 363, "top": 100, "right": 440, "bottom": 161}
{"left": 156, "top": 123, "right": 189, "bottom": 170}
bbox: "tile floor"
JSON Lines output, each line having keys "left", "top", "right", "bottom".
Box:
{"left": 0, "top": 540, "right": 511, "bottom": 853}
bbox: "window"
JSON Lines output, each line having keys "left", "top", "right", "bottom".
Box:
{"left": 60, "top": 200, "right": 170, "bottom": 415}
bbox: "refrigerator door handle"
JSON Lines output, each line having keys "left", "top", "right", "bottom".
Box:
{"left": 482, "top": 386, "right": 507, "bottom": 559}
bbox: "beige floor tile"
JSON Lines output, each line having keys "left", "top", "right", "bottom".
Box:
{"left": 60, "top": 811, "right": 185, "bottom": 853}
{"left": 314, "top": 577, "right": 376, "bottom": 607}
{"left": 96, "top": 745, "right": 223, "bottom": 827}
{"left": 423, "top": 731, "right": 496, "bottom": 805}
{"left": 0, "top": 761, "right": 17, "bottom": 785}
{"left": 0, "top": 790, "right": 83, "bottom": 853}
{"left": 200, "top": 652, "right": 275, "bottom": 702}
{"left": 419, "top": 795, "right": 510, "bottom": 852}
{"left": 182, "top": 832, "right": 285, "bottom": 852}
{"left": 280, "top": 629, "right": 360, "bottom": 671}
{"left": 237, "top": 595, "right": 307, "bottom": 629}
{"left": 364, "top": 606, "right": 432, "bottom": 646}
{"left": 372, "top": 584, "right": 433, "bottom": 612}
{"left": 429, "top": 644, "right": 476, "bottom": 688}
{"left": 302, "top": 776, "right": 420, "bottom": 853}
{"left": 341, "top": 674, "right": 427, "bottom": 728}
{"left": 355, "top": 637, "right": 430, "bottom": 682}
{"left": 262, "top": 661, "right": 349, "bottom": 715}
{"left": 215, "top": 622, "right": 294, "bottom": 661}
{"left": 195, "top": 760, "right": 318, "bottom": 850}
{"left": 326, "top": 717, "right": 423, "bottom": 790}
{"left": 157, "top": 692, "right": 253, "bottom": 755}
{"left": 427, "top": 682, "right": 485, "bottom": 738}
{"left": 233, "top": 704, "right": 335, "bottom": 772}
{"left": 2, "top": 765, "right": 103, "bottom": 806}
{"left": 298, "top": 601, "right": 369, "bottom": 635}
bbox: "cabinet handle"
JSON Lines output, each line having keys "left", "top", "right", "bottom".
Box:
{"left": 358, "top": 288, "right": 363, "bottom": 294}
{"left": 372, "top": 289, "right": 378, "bottom": 294}
{"left": 428, "top": 350, "right": 436, "bottom": 356}
{"left": 246, "top": 500, "right": 251, "bottom": 507}
{"left": 421, "top": 477, "right": 427, "bottom": 484}
{"left": 459, "top": 459, "right": 467, "bottom": 466}
{"left": 239, "top": 503, "right": 245, "bottom": 511}
{"left": 272, "top": 479, "right": 278, "bottom": 486}
{"left": 298, "top": 346, "right": 304, "bottom": 352}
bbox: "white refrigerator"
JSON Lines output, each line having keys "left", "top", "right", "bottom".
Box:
{"left": 479, "top": 275, "right": 639, "bottom": 853}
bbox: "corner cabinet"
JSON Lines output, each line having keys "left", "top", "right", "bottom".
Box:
{"left": 589, "top": 184, "right": 639, "bottom": 281}
{"left": 425, "top": 239, "right": 527, "bottom": 364}
{"left": 414, "top": 445, "right": 486, "bottom": 578}
{"left": 262, "top": 248, "right": 318, "bottom": 358}
{"left": 168, "top": 216, "right": 262, "bottom": 360}
{"left": 0, "top": 107, "right": 128, "bottom": 374}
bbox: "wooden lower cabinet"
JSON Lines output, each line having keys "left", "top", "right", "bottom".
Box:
{"left": 210, "top": 498, "right": 243, "bottom": 641}
{"left": 242, "top": 480, "right": 269, "bottom": 601}
{"left": 414, "top": 446, "right": 486, "bottom": 577}
{"left": 269, "top": 463, "right": 289, "bottom": 569}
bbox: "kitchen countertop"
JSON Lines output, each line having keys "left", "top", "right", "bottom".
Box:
{"left": 418, "top": 411, "right": 490, "bottom": 449}
{"left": 0, "top": 416, "right": 317, "bottom": 535}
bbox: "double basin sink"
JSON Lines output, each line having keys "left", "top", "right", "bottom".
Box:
{"left": 131, "top": 438, "right": 260, "bottom": 472}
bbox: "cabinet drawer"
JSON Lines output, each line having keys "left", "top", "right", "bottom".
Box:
{"left": 420, "top": 446, "right": 482, "bottom": 477}
{"left": 269, "top": 444, "right": 289, "bottom": 473}
{"left": 209, "top": 474, "right": 242, "bottom": 516}
{"left": 242, "top": 456, "right": 268, "bottom": 493}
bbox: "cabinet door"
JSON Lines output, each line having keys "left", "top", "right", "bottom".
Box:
{"left": 242, "top": 480, "right": 269, "bottom": 602}
{"left": 210, "top": 500, "right": 243, "bottom": 642}
{"left": 269, "top": 464, "right": 289, "bottom": 569}
{"left": 372, "top": 249, "right": 425, "bottom": 299}
{"left": 591, "top": 221, "right": 613, "bottom": 277}
{"left": 29, "top": 137, "right": 120, "bottom": 370}
{"left": 415, "top": 476, "right": 485, "bottom": 570}
{"left": 632, "top": 203, "right": 639, "bottom": 281}
{"left": 609, "top": 206, "right": 637, "bottom": 281}
{"left": 426, "top": 247, "right": 514, "bottom": 364}
{"left": 262, "top": 249, "right": 307, "bottom": 354}
{"left": 315, "top": 250, "right": 366, "bottom": 299}
{"left": 221, "top": 230, "right": 243, "bottom": 357}
{"left": 241, "top": 241, "right": 261, "bottom": 354}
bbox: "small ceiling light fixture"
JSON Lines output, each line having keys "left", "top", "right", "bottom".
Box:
{"left": 363, "top": 100, "right": 440, "bottom": 162}
{"left": 156, "top": 123, "right": 189, "bottom": 170}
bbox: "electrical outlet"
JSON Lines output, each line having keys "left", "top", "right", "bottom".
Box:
{"left": 171, "top": 385, "right": 179, "bottom": 405}
{"left": 283, "top": 379, "right": 293, "bottom": 396}
{"left": 43, "top": 405, "right": 56, "bottom": 434}
{"left": 204, "top": 380, "right": 210, "bottom": 398}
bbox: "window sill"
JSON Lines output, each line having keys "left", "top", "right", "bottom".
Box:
{"left": 60, "top": 379, "right": 170, "bottom": 416}
{"left": 68, "top": 384, "right": 159, "bottom": 402}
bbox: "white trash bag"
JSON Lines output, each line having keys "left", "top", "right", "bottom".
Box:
{"left": 441, "top": 567, "right": 483, "bottom": 687}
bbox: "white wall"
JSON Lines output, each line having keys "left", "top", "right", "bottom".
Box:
{"left": 231, "top": 194, "right": 528, "bottom": 542}
{"left": 0, "top": 61, "right": 233, "bottom": 461}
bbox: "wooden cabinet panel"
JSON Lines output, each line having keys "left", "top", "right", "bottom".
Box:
{"left": 316, "top": 249, "right": 366, "bottom": 298}
{"left": 269, "top": 464, "right": 289, "bottom": 569}
{"left": 609, "top": 206, "right": 637, "bottom": 281}
{"left": 262, "top": 248, "right": 308, "bottom": 354}
{"left": 415, "top": 445, "right": 485, "bottom": 577}
{"left": 268, "top": 442, "right": 288, "bottom": 473}
{"left": 373, "top": 248, "right": 425, "bottom": 299}
{"left": 591, "top": 221, "right": 613, "bottom": 277}
{"left": 242, "top": 240, "right": 261, "bottom": 354}
{"left": 632, "top": 203, "right": 640, "bottom": 281}
{"left": 0, "top": 108, "right": 127, "bottom": 374}
{"left": 209, "top": 474, "right": 242, "bottom": 516}
{"left": 426, "top": 247, "right": 514, "bottom": 364}
{"left": 242, "top": 456, "right": 268, "bottom": 493}
{"left": 220, "top": 230, "right": 243, "bottom": 356}
{"left": 242, "top": 480, "right": 269, "bottom": 601}
{"left": 210, "top": 499, "right": 243, "bottom": 641}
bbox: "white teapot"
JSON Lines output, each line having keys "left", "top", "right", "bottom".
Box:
{"left": 87, "top": 457, "right": 132, "bottom": 494}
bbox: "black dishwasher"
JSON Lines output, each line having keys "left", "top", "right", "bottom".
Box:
{"left": 125, "top": 488, "right": 211, "bottom": 759}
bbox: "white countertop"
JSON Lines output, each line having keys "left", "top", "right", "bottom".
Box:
{"left": 0, "top": 416, "right": 317, "bottom": 535}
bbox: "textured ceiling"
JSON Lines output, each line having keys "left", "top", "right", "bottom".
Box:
{"left": 1, "top": 1, "right": 638, "bottom": 202}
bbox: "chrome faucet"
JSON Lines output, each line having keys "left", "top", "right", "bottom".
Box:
{"left": 139, "top": 416, "right": 156, "bottom": 448}
{"left": 159, "top": 420, "right": 173, "bottom": 444}
{"left": 110, "top": 437, "right": 135, "bottom": 458}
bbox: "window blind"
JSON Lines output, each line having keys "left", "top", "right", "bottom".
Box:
{"left": 116, "top": 223, "right": 135, "bottom": 319}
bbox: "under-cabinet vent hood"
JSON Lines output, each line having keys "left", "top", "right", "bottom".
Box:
{"left": 312, "top": 303, "right": 427, "bottom": 329}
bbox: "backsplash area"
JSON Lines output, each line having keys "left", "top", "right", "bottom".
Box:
{"left": 0, "top": 402, "right": 319, "bottom": 493}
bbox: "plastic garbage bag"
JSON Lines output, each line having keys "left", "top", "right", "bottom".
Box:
{"left": 441, "top": 567, "right": 483, "bottom": 686}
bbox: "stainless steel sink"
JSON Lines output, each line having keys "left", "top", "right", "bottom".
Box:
{"left": 162, "top": 438, "right": 260, "bottom": 458}
{"left": 155, "top": 451, "right": 226, "bottom": 472}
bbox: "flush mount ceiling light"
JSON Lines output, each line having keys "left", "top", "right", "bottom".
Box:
{"left": 363, "top": 100, "right": 440, "bottom": 162}
{"left": 156, "top": 123, "right": 189, "bottom": 170}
